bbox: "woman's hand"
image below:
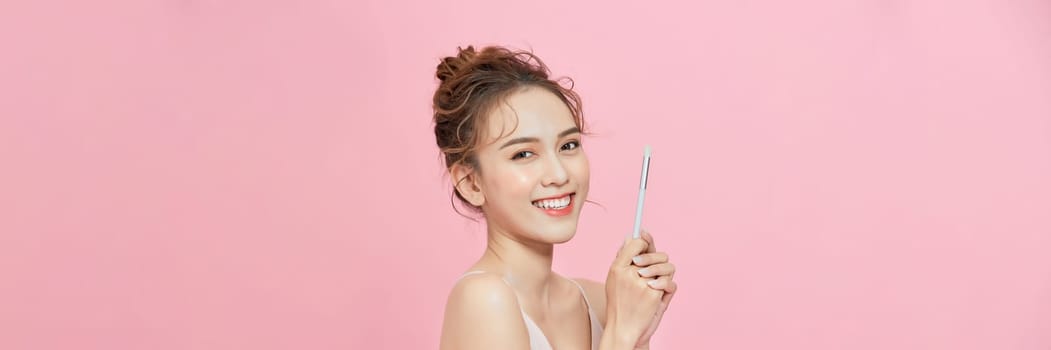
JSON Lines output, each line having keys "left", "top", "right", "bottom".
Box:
{"left": 600, "top": 230, "right": 678, "bottom": 350}
{"left": 631, "top": 231, "right": 677, "bottom": 349}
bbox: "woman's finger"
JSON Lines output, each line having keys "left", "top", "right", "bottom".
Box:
{"left": 631, "top": 252, "right": 668, "bottom": 267}
{"left": 614, "top": 237, "right": 650, "bottom": 267}
{"left": 661, "top": 280, "right": 677, "bottom": 304}
{"left": 637, "top": 262, "right": 675, "bottom": 278}
{"left": 640, "top": 230, "right": 657, "bottom": 254}
{"left": 645, "top": 275, "right": 674, "bottom": 290}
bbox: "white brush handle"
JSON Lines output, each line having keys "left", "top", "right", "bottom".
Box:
{"left": 631, "top": 146, "right": 652, "bottom": 239}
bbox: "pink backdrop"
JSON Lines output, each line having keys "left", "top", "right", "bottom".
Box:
{"left": 2, "top": 0, "right": 1050, "bottom": 349}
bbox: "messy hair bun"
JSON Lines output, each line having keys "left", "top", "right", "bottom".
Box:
{"left": 435, "top": 46, "right": 477, "bottom": 83}
{"left": 432, "top": 45, "right": 584, "bottom": 217}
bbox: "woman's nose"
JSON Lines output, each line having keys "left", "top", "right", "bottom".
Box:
{"left": 542, "top": 156, "right": 569, "bottom": 186}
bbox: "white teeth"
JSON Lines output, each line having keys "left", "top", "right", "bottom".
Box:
{"left": 533, "top": 195, "right": 571, "bottom": 209}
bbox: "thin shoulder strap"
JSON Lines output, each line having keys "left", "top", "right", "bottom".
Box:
{"left": 458, "top": 270, "right": 488, "bottom": 279}
{"left": 565, "top": 278, "right": 595, "bottom": 310}
{"left": 566, "top": 277, "right": 604, "bottom": 349}
{"left": 455, "top": 270, "right": 513, "bottom": 287}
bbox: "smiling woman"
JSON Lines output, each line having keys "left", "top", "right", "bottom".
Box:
{"left": 433, "top": 46, "right": 679, "bottom": 350}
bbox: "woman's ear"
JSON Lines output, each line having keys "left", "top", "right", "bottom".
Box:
{"left": 451, "top": 163, "right": 485, "bottom": 207}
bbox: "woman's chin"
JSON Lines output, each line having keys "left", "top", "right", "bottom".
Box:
{"left": 537, "top": 224, "right": 579, "bottom": 244}
{"left": 546, "top": 233, "right": 576, "bottom": 244}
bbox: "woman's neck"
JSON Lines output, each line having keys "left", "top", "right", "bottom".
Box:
{"left": 479, "top": 225, "right": 557, "bottom": 300}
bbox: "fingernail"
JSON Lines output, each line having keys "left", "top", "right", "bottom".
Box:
{"left": 638, "top": 268, "right": 650, "bottom": 277}
{"left": 647, "top": 279, "right": 660, "bottom": 287}
{"left": 632, "top": 256, "right": 643, "bottom": 265}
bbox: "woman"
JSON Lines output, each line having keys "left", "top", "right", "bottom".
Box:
{"left": 434, "top": 45, "right": 678, "bottom": 350}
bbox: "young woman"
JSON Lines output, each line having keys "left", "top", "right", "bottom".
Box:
{"left": 434, "top": 45, "right": 678, "bottom": 350}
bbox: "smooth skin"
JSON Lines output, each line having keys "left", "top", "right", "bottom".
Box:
{"left": 439, "top": 87, "right": 677, "bottom": 350}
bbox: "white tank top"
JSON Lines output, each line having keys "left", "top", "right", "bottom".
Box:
{"left": 457, "top": 270, "right": 604, "bottom": 350}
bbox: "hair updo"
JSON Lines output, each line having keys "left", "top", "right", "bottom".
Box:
{"left": 432, "top": 45, "right": 585, "bottom": 216}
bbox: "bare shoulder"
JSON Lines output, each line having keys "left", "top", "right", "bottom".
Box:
{"left": 440, "top": 273, "right": 530, "bottom": 350}
{"left": 571, "top": 278, "right": 608, "bottom": 327}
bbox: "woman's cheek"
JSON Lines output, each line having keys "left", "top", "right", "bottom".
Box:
{"left": 572, "top": 155, "right": 590, "bottom": 181}
{"left": 492, "top": 166, "right": 537, "bottom": 196}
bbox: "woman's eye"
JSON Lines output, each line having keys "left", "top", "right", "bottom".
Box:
{"left": 512, "top": 151, "right": 534, "bottom": 160}
{"left": 561, "top": 141, "right": 581, "bottom": 151}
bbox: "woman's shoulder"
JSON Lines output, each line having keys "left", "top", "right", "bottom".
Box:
{"left": 449, "top": 271, "right": 518, "bottom": 307}
{"left": 440, "top": 272, "right": 530, "bottom": 350}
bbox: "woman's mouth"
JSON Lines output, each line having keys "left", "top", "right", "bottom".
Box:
{"left": 531, "top": 193, "right": 574, "bottom": 217}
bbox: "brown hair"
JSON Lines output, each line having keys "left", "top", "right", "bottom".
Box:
{"left": 432, "top": 45, "right": 585, "bottom": 217}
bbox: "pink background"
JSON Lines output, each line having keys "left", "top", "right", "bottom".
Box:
{"left": 2, "top": 0, "right": 1050, "bottom": 349}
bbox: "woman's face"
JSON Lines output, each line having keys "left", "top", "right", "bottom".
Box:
{"left": 472, "top": 87, "right": 590, "bottom": 244}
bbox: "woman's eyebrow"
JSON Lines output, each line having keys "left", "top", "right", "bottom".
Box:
{"left": 499, "top": 137, "right": 538, "bottom": 150}
{"left": 558, "top": 126, "right": 581, "bottom": 138}
{"left": 499, "top": 127, "right": 580, "bottom": 150}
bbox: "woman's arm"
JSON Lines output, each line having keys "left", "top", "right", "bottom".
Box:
{"left": 439, "top": 274, "right": 530, "bottom": 350}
